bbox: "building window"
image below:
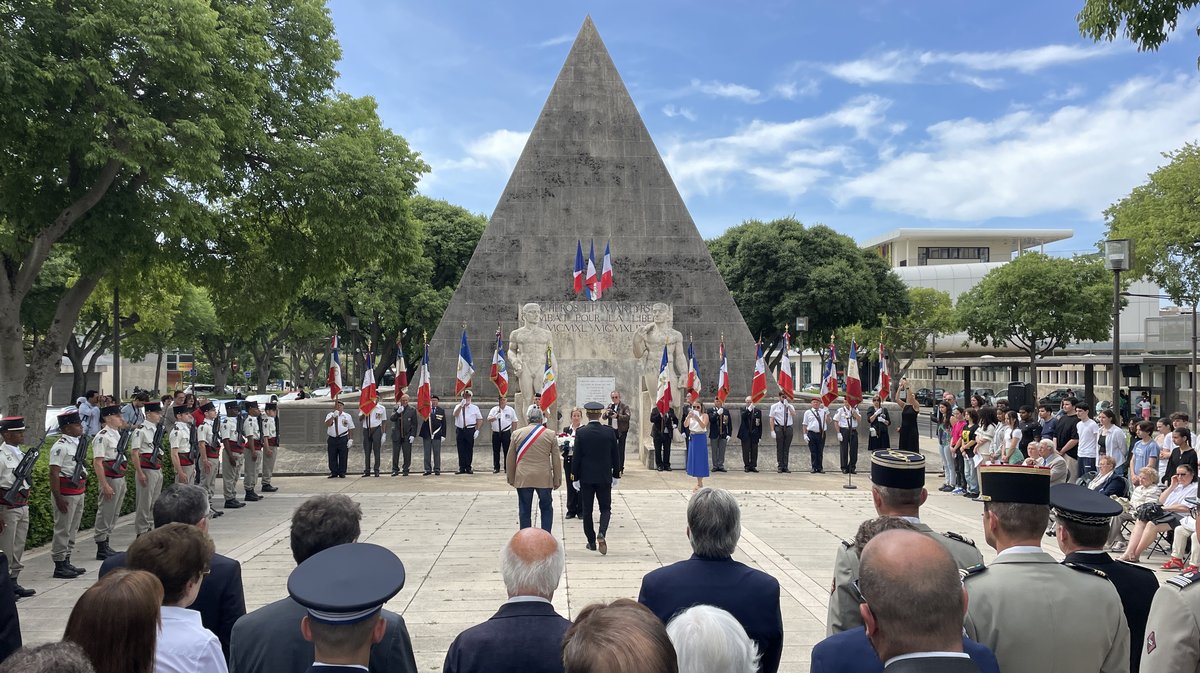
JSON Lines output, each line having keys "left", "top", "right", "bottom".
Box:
{"left": 917, "top": 247, "right": 990, "bottom": 266}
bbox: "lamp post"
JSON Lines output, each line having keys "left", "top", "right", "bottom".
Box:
{"left": 795, "top": 316, "right": 808, "bottom": 397}
{"left": 1104, "top": 239, "right": 1132, "bottom": 416}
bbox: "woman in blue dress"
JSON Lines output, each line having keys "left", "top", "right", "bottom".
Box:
{"left": 685, "top": 400, "right": 710, "bottom": 491}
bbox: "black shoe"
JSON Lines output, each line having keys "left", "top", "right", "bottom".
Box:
{"left": 327, "top": 474, "right": 338, "bottom": 479}
{"left": 244, "top": 491, "right": 262, "bottom": 502}
{"left": 261, "top": 484, "right": 278, "bottom": 492}
{"left": 225, "top": 499, "right": 245, "bottom": 509}
{"left": 714, "top": 467, "right": 726, "bottom": 472}
{"left": 65, "top": 557, "right": 86, "bottom": 576}
{"left": 744, "top": 468, "right": 751, "bottom": 472}
{"left": 455, "top": 470, "right": 465, "bottom": 474}
{"left": 423, "top": 471, "right": 431, "bottom": 476}
{"left": 337, "top": 474, "right": 345, "bottom": 478}
{"left": 211, "top": 510, "right": 224, "bottom": 518}
{"left": 392, "top": 470, "right": 400, "bottom": 476}
{"left": 95, "top": 541, "right": 116, "bottom": 561}
{"left": 585, "top": 542, "right": 597, "bottom": 551}
{"left": 12, "top": 584, "right": 34, "bottom": 598}
{"left": 493, "top": 468, "right": 500, "bottom": 474}
{"left": 750, "top": 467, "right": 759, "bottom": 473}
{"left": 779, "top": 468, "right": 790, "bottom": 473}
{"left": 54, "top": 560, "right": 78, "bottom": 579}
{"left": 664, "top": 466, "right": 673, "bottom": 471}
{"left": 964, "top": 491, "right": 980, "bottom": 499}
{"left": 362, "top": 471, "right": 371, "bottom": 477}
{"left": 466, "top": 468, "right": 474, "bottom": 474}
{"left": 816, "top": 469, "right": 825, "bottom": 474}
{"left": 434, "top": 470, "right": 441, "bottom": 475}
{"left": 566, "top": 513, "right": 579, "bottom": 519}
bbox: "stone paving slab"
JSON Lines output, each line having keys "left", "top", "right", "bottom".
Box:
{"left": 9, "top": 449, "right": 1158, "bottom": 673}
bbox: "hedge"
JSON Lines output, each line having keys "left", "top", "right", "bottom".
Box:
{"left": 25, "top": 435, "right": 178, "bottom": 550}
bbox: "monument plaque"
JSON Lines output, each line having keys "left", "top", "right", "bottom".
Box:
{"left": 576, "top": 376, "right": 616, "bottom": 407}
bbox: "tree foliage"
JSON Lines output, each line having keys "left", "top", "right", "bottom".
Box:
{"left": 954, "top": 253, "right": 1115, "bottom": 383}
{"left": 1104, "top": 142, "right": 1200, "bottom": 305}
{"left": 1078, "top": 0, "right": 1200, "bottom": 65}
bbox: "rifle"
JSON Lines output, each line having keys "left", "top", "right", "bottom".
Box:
{"left": 112, "top": 428, "right": 132, "bottom": 475}
{"left": 188, "top": 424, "right": 200, "bottom": 464}
{"left": 66, "top": 435, "right": 91, "bottom": 489}
{"left": 2, "top": 446, "right": 39, "bottom": 506}
{"left": 149, "top": 422, "right": 165, "bottom": 468}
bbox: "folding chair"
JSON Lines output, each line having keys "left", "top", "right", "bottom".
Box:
{"left": 1146, "top": 527, "right": 1174, "bottom": 560}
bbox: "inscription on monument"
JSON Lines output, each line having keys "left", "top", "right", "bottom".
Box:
{"left": 537, "top": 302, "right": 661, "bottom": 360}
{"left": 576, "top": 376, "right": 616, "bottom": 407}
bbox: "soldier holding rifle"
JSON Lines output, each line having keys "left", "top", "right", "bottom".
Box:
{"left": 132, "top": 401, "right": 165, "bottom": 535}
{"left": 92, "top": 405, "right": 129, "bottom": 560}
{"left": 48, "top": 410, "right": 89, "bottom": 579}
{"left": 0, "top": 416, "right": 36, "bottom": 598}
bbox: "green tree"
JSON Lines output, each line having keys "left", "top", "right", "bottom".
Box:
{"left": 1104, "top": 142, "right": 1200, "bottom": 306}
{"left": 708, "top": 217, "right": 910, "bottom": 357}
{"left": 1078, "top": 0, "right": 1200, "bottom": 65}
{"left": 884, "top": 287, "right": 956, "bottom": 386}
{"left": 954, "top": 253, "right": 1115, "bottom": 385}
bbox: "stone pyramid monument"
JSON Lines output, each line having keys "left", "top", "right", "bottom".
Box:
{"left": 428, "top": 17, "right": 758, "bottom": 444}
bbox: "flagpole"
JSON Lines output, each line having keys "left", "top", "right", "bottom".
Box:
{"left": 843, "top": 339, "right": 857, "bottom": 489}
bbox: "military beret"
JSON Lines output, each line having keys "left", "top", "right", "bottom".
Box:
{"left": 870, "top": 450, "right": 925, "bottom": 489}
{"left": 288, "top": 543, "right": 405, "bottom": 625}
{"left": 978, "top": 465, "right": 1051, "bottom": 505}
{"left": 1049, "top": 483, "right": 1123, "bottom": 526}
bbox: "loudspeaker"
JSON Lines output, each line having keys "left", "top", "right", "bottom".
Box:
{"left": 1007, "top": 381, "right": 1036, "bottom": 409}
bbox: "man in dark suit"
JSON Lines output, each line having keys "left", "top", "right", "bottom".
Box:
{"left": 649, "top": 405, "right": 677, "bottom": 471}
{"left": 856, "top": 529, "right": 983, "bottom": 673}
{"left": 708, "top": 398, "right": 732, "bottom": 472}
{"left": 444, "top": 528, "right": 571, "bottom": 673}
{"left": 389, "top": 393, "right": 419, "bottom": 476}
{"left": 0, "top": 552, "right": 19, "bottom": 662}
{"left": 1051, "top": 483, "right": 1159, "bottom": 673}
{"left": 738, "top": 396, "right": 762, "bottom": 472}
{"left": 571, "top": 402, "right": 621, "bottom": 555}
{"left": 603, "top": 390, "right": 632, "bottom": 476}
{"left": 812, "top": 629, "right": 999, "bottom": 673}
{"left": 100, "top": 483, "right": 244, "bottom": 660}
{"left": 229, "top": 494, "right": 417, "bottom": 673}
{"left": 638, "top": 488, "right": 783, "bottom": 673}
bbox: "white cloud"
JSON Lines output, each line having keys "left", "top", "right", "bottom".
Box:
{"left": 438, "top": 129, "right": 530, "bottom": 173}
{"left": 691, "top": 79, "right": 762, "bottom": 102}
{"left": 662, "top": 104, "right": 697, "bottom": 121}
{"left": 824, "top": 44, "right": 1114, "bottom": 87}
{"left": 837, "top": 76, "right": 1200, "bottom": 220}
{"left": 536, "top": 33, "right": 574, "bottom": 48}
{"left": 748, "top": 166, "right": 828, "bottom": 197}
{"left": 773, "top": 79, "right": 820, "bottom": 99}
{"left": 1046, "top": 85, "right": 1086, "bottom": 102}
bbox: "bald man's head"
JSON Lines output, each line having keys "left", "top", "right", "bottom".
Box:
{"left": 859, "top": 530, "right": 965, "bottom": 660}
{"left": 500, "top": 528, "right": 564, "bottom": 599}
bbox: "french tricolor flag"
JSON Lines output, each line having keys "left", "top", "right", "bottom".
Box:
{"left": 327, "top": 334, "right": 343, "bottom": 400}
{"left": 599, "top": 242, "right": 613, "bottom": 297}
{"left": 585, "top": 240, "right": 598, "bottom": 301}
{"left": 573, "top": 241, "right": 584, "bottom": 294}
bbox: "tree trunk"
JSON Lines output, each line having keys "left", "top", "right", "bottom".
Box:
{"left": 1029, "top": 349, "right": 1038, "bottom": 396}
{"left": 65, "top": 339, "right": 87, "bottom": 401}
{"left": 153, "top": 347, "right": 165, "bottom": 395}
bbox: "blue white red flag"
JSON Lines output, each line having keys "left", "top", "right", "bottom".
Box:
{"left": 359, "top": 352, "right": 378, "bottom": 415}
{"left": 777, "top": 330, "right": 794, "bottom": 400}
{"left": 716, "top": 338, "right": 730, "bottom": 404}
{"left": 656, "top": 346, "right": 673, "bottom": 413}
{"left": 585, "top": 240, "right": 598, "bottom": 301}
{"left": 573, "top": 241, "right": 584, "bottom": 294}
{"left": 417, "top": 341, "right": 432, "bottom": 418}
{"left": 820, "top": 341, "right": 839, "bottom": 406}
{"left": 327, "top": 334, "right": 343, "bottom": 400}
{"left": 686, "top": 339, "right": 702, "bottom": 403}
{"left": 601, "top": 242, "right": 613, "bottom": 294}
{"left": 490, "top": 329, "right": 509, "bottom": 397}
{"left": 456, "top": 330, "right": 474, "bottom": 395}
{"left": 845, "top": 340, "right": 863, "bottom": 406}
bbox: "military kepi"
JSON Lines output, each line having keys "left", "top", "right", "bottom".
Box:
{"left": 870, "top": 450, "right": 925, "bottom": 489}
{"left": 977, "top": 465, "right": 1051, "bottom": 504}
{"left": 0, "top": 416, "right": 25, "bottom": 433}
{"left": 1049, "top": 483, "right": 1123, "bottom": 526}
{"left": 57, "top": 410, "right": 82, "bottom": 428}
{"left": 288, "top": 543, "right": 405, "bottom": 624}
{"left": 584, "top": 401, "right": 604, "bottom": 412}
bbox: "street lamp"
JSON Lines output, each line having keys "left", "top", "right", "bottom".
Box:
{"left": 1104, "top": 239, "right": 1133, "bottom": 416}
{"left": 795, "top": 316, "right": 808, "bottom": 396}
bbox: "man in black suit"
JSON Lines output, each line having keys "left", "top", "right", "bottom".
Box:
{"left": 100, "top": 483, "right": 244, "bottom": 660}
{"left": 649, "top": 405, "right": 677, "bottom": 471}
{"left": 738, "top": 396, "right": 763, "bottom": 472}
{"left": 638, "top": 488, "right": 783, "bottom": 673}
{"left": 571, "top": 402, "right": 621, "bottom": 555}
{"left": 229, "top": 494, "right": 417, "bottom": 673}
{"left": 0, "top": 552, "right": 19, "bottom": 662}
{"left": 858, "top": 529, "right": 982, "bottom": 673}
{"left": 443, "top": 528, "right": 571, "bottom": 673}
{"left": 708, "top": 398, "right": 732, "bottom": 472}
{"left": 1051, "top": 483, "right": 1159, "bottom": 673}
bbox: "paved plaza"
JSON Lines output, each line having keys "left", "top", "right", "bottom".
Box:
{"left": 11, "top": 441, "right": 1156, "bottom": 673}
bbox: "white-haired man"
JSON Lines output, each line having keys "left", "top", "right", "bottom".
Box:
{"left": 505, "top": 407, "right": 562, "bottom": 533}
{"left": 667, "top": 605, "right": 761, "bottom": 673}
{"left": 443, "top": 528, "right": 570, "bottom": 673}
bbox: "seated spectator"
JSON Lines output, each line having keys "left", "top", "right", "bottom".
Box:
{"left": 666, "top": 605, "right": 759, "bottom": 673}
{"left": 1023, "top": 439, "right": 1068, "bottom": 485}
{"left": 1107, "top": 467, "right": 1162, "bottom": 551}
{"left": 228, "top": 494, "right": 417, "bottom": 673}
{"left": 1120, "top": 463, "right": 1198, "bottom": 562}
{"left": 638, "top": 488, "right": 782, "bottom": 673}
{"left": 562, "top": 599, "right": 678, "bottom": 673}
{"left": 100, "top": 483, "right": 245, "bottom": 659}
{"left": 126, "top": 523, "right": 226, "bottom": 673}
{"left": 64, "top": 568, "right": 162, "bottom": 673}
{"left": 0, "top": 641, "right": 95, "bottom": 673}
{"left": 444, "top": 528, "right": 570, "bottom": 673}
{"left": 1088, "top": 456, "right": 1127, "bottom": 497}
{"left": 1159, "top": 497, "right": 1200, "bottom": 572}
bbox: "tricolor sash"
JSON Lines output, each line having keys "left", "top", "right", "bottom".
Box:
{"left": 514, "top": 425, "right": 548, "bottom": 465}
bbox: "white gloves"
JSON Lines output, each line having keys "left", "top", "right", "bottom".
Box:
{"left": 612, "top": 478, "right": 620, "bottom": 488}
{"left": 408, "top": 436, "right": 415, "bottom": 444}
{"left": 473, "top": 430, "right": 479, "bottom": 440}
{"left": 348, "top": 439, "right": 354, "bottom": 448}
{"left": 771, "top": 431, "right": 777, "bottom": 439}
{"left": 572, "top": 481, "right": 581, "bottom": 491}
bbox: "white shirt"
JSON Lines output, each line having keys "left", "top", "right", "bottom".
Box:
{"left": 1076, "top": 418, "right": 1100, "bottom": 458}
{"left": 156, "top": 605, "right": 228, "bottom": 673}
{"left": 803, "top": 408, "right": 827, "bottom": 433}
{"left": 996, "top": 545, "right": 1044, "bottom": 558}
{"left": 325, "top": 411, "right": 354, "bottom": 437}
{"left": 453, "top": 402, "right": 483, "bottom": 429}
{"left": 488, "top": 405, "right": 518, "bottom": 432}
{"left": 769, "top": 401, "right": 795, "bottom": 427}
{"left": 360, "top": 404, "right": 387, "bottom": 429}
{"left": 833, "top": 406, "right": 859, "bottom": 429}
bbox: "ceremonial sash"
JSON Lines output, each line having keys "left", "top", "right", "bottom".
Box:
{"left": 514, "top": 425, "right": 548, "bottom": 465}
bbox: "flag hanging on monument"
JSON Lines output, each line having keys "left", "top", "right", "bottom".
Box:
{"left": 879, "top": 342, "right": 891, "bottom": 401}
{"left": 777, "top": 330, "right": 794, "bottom": 400}
{"left": 573, "top": 240, "right": 584, "bottom": 294}
{"left": 716, "top": 338, "right": 730, "bottom": 404}
{"left": 359, "top": 352, "right": 378, "bottom": 415}
{"left": 845, "top": 339, "right": 863, "bottom": 406}
{"left": 685, "top": 339, "right": 702, "bottom": 403}
{"left": 456, "top": 330, "right": 474, "bottom": 394}
{"left": 820, "top": 340, "right": 839, "bottom": 406}
{"left": 540, "top": 345, "right": 557, "bottom": 411}
{"left": 490, "top": 329, "right": 509, "bottom": 397}
{"left": 585, "top": 240, "right": 598, "bottom": 301}
{"left": 394, "top": 341, "right": 408, "bottom": 402}
{"left": 750, "top": 340, "right": 767, "bottom": 404}
{"left": 601, "top": 241, "right": 613, "bottom": 293}
{"left": 327, "top": 333, "right": 343, "bottom": 401}
{"left": 656, "top": 346, "right": 673, "bottom": 414}
{"left": 417, "top": 340, "right": 432, "bottom": 418}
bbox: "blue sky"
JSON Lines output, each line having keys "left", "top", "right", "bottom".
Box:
{"left": 328, "top": 2, "right": 1200, "bottom": 254}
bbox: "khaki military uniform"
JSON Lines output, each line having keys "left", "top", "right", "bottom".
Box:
{"left": 1141, "top": 570, "right": 1200, "bottom": 673}
{"left": 92, "top": 427, "right": 127, "bottom": 543}
{"left": 221, "top": 415, "right": 243, "bottom": 501}
{"left": 242, "top": 415, "right": 262, "bottom": 492}
{"left": 965, "top": 550, "right": 1130, "bottom": 673}
{"left": 131, "top": 421, "right": 163, "bottom": 535}
{"left": 261, "top": 415, "right": 277, "bottom": 487}
{"left": 198, "top": 418, "right": 220, "bottom": 507}
{"left": 48, "top": 435, "right": 88, "bottom": 562}
{"left": 827, "top": 521, "right": 983, "bottom": 634}
{"left": 169, "top": 421, "right": 194, "bottom": 484}
{"left": 0, "top": 443, "right": 30, "bottom": 580}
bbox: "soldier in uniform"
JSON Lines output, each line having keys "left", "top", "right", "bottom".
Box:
{"left": 964, "top": 464, "right": 1130, "bottom": 673}
{"left": 92, "top": 405, "right": 128, "bottom": 559}
{"left": 196, "top": 401, "right": 222, "bottom": 518}
{"left": 241, "top": 400, "right": 264, "bottom": 502}
{"left": 261, "top": 401, "right": 279, "bottom": 492}
{"left": 737, "top": 396, "right": 762, "bottom": 472}
{"left": 1052, "top": 483, "right": 1158, "bottom": 673}
{"left": 168, "top": 403, "right": 195, "bottom": 485}
{"left": 221, "top": 400, "right": 246, "bottom": 509}
{"left": 131, "top": 401, "right": 165, "bottom": 535}
{"left": 1142, "top": 568, "right": 1200, "bottom": 673}
{"left": 48, "top": 410, "right": 89, "bottom": 579}
{"left": 827, "top": 450, "right": 983, "bottom": 635}
{"left": 0, "top": 417, "right": 34, "bottom": 598}
{"left": 707, "top": 397, "right": 732, "bottom": 472}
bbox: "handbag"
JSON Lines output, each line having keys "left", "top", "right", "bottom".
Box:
{"left": 1135, "top": 502, "right": 1164, "bottom": 521}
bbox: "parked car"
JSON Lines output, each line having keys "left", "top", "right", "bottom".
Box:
{"left": 914, "top": 388, "right": 944, "bottom": 407}
{"left": 955, "top": 388, "right": 996, "bottom": 407}
{"left": 1039, "top": 388, "right": 1074, "bottom": 406}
